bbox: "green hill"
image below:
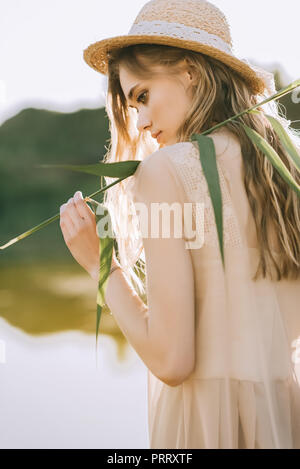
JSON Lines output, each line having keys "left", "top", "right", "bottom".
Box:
{"left": 0, "top": 107, "right": 110, "bottom": 264}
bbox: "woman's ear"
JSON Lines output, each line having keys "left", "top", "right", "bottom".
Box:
{"left": 184, "top": 69, "right": 197, "bottom": 97}
{"left": 187, "top": 67, "right": 197, "bottom": 87}
{"left": 181, "top": 59, "right": 197, "bottom": 93}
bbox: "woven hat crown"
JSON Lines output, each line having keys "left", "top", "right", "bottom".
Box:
{"left": 131, "top": 0, "right": 233, "bottom": 50}
{"left": 83, "top": 0, "right": 275, "bottom": 95}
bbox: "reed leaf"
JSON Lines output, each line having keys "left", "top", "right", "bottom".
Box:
{"left": 264, "top": 115, "right": 300, "bottom": 173}
{"left": 200, "top": 79, "right": 300, "bottom": 136}
{"left": 87, "top": 193, "right": 114, "bottom": 360}
{"left": 190, "top": 133, "right": 225, "bottom": 269}
{"left": 37, "top": 160, "right": 140, "bottom": 178}
{"left": 249, "top": 110, "right": 300, "bottom": 173}
{"left": 0, "top": 176, "right": 127, "bottom": 250}
{"left": 241, "top": 124, "right": 300, "bottom": 197}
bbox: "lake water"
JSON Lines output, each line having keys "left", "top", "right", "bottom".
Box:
{"left": 0, "top": 262, "right": 149, "bottom": 449}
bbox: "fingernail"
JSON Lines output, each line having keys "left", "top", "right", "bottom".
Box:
{"left": 60, "top": 204, "right": 66, "bottom": 213}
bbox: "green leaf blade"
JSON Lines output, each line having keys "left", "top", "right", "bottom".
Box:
{"left": 191, "top": 134, "right": 225, "bottom": 269}
{"left": 90, "top": 199, "right": 115, "bottom": 351}
{"left": 242, "top": 124, "right": 300, "bottom": 198}
{"left": 37, "top": 160, "right": 140, "bottom": 178}
{"left": 264, "top": 115, "right": 300, "bottom": 173}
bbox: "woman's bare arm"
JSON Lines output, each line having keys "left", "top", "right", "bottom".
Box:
{"left": 59, "top": 147, "right": 195, "bottom": 387}
{"left": 101, "top": 149, "right": 195, "bottom": 386}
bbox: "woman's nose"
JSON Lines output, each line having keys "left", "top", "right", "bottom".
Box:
{"left": 137, "top": 114, "right": 151, "bottom": 133}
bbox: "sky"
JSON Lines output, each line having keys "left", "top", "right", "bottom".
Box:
{"left": 0, "top": 0, "right": 299, "bottom": 126}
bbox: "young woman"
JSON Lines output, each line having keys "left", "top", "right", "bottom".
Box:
{"left": 59, "top": 0, "right": 300, "bottom": 449}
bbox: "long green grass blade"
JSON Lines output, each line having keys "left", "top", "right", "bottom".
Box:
{"left": 0, "top": 176, "right": 126, "bottom": 250}
{"left": 37, "top": 160, "right": 140, "bottom": 178}
{"left": 190, "top": 134, "right": 225, "bottom": 269}
{"left": 242, "top": 124, "right": 300, "bottom": 197}
{"left": 88, "top": 196, "right": 114, "bottom": 361}
{"left": 264, "top": 115, "right": 300, "bottom": 173}
{"left": 201, "top": 78, "right": 300, "bottom": 136}
{"left": 0, "top": 212, "right": 61, "bottom": 249}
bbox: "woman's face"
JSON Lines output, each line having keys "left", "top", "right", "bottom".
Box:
{"left": 119, "top": 63, "right": 195, "bottom": 147}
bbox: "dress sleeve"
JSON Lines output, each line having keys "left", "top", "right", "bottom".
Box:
{"left": 129, "top": 147, "right": 196, "bottom": 381}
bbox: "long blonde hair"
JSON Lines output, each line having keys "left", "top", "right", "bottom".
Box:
{"left": 102, "top": 44, "right": 300, "bottom": 297}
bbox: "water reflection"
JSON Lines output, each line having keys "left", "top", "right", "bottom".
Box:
{"left": 0, "top": 262, "right": 149, "bottom": 448}
{"left": 0, "top": 262, "right": 129, "bottom": 356}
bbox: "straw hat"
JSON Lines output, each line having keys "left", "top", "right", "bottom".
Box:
{"left": 83, "top": 0, "right": 276, "bottom": 96}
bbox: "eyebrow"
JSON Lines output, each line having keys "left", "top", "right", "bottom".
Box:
{"left": 127, "top": 84, "right": 140, "bottom": 103}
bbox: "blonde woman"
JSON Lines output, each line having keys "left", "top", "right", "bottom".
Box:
{"left": 59, "top": 0, "right": 300, "bottom": 449}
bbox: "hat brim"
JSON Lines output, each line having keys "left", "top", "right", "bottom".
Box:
{"left": 83, "top": 34, "right": 266, "bottom": 95}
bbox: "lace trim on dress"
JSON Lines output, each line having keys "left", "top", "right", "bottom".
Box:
{"left": 167, "top": 141, "right": 243, "bottom": 248}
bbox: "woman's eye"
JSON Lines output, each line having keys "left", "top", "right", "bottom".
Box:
{"left": 137, "top": 91, "right": 147, "bottom": 104}
{"left": 129, "top": 91, "right": 148, "bottom": 112}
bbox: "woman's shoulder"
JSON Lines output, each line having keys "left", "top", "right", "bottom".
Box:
{"left": 144, "top": 141, "right": 201, "bottom": 171}
{"left": 145, "top": 141, "right": 198, "bottom": 163}
{"left": 131, "top": 128, "right": 241, "bottom": 189}
{"left": 131, "top": 142, "right": 197, "bottom": 183}
{"left": 151, "top": 128, "right": 241, "bottom": 165}
{"left": 128, "top": 143, "right": 196, "bottom": 203}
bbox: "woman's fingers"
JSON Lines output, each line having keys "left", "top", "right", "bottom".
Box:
{"left": 58, "top": 191, "right": 101, "bottom": 276}
{"left": 73, "top": 191, "right": 95, "bottom": 222}
{"left": 62, "top": 198, "right": 83, "bottom": 231}
{"left": 59, "top": 191, "right": 97, "bottom": 240}
{"left": 60, "top": 203, "right": 76, "bottom": 240}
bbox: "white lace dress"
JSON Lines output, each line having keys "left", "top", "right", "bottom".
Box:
{"left": 125, "top": 127, "right": 300, "bottom": 449}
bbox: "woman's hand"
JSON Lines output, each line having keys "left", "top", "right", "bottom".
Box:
{"left": 59, "top": 190, "right": 101, "bottom": 279}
